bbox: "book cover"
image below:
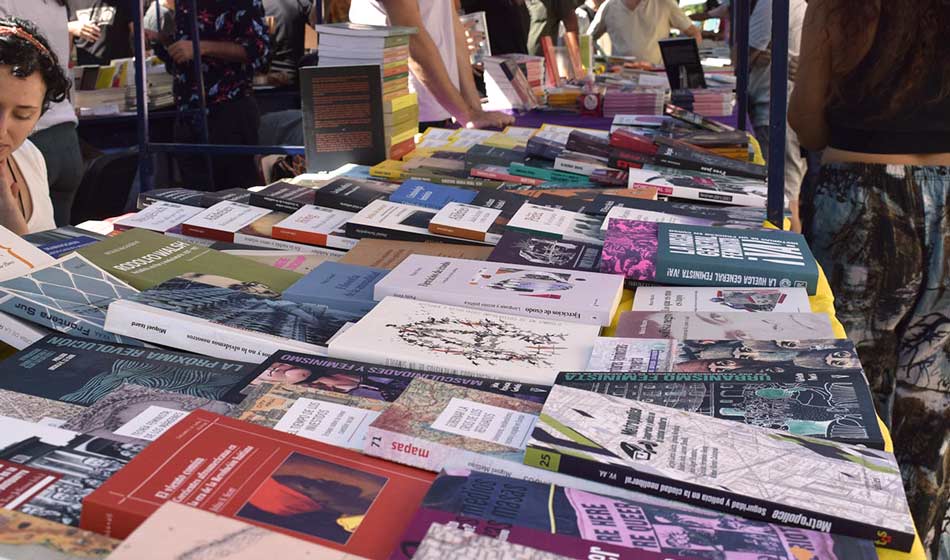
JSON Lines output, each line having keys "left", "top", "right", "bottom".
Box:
{"left": 653, "top": 143, "right": 766, "bottom": 180}
{"left": 0, "top": 388, "right": 82, "bottom": 426}
{"left": 327, "top": 297, "right": 599, "bottom": 385}
{"left": 77, "top": 229, "right": 302, "bottom": 293}
{"left": 313, "top": 177, "right": 398, "bottom": 213}
{"left": 374, "top": 254, "right": 623, "bottom": 326}
{"left": 592, "top": 198, "right": 766, "bottom": 231}
{"left": 200, "top": 188, "right": 253, "bottom": 208}
{"left": 525, "top": 386, "right": 915, "bottom": 551}
{"left": 615, "top": 311, "right": 835, "bottom": 340}
{"left": 107, "top": 502, "right": 368, "bottom": 559}
{"left": 337, "top": 239, "right": 493, "bottom": 269}
{"left": 248, "top": 181, "right": 318, "bottom": 214}
{"left": 555, "top": 369, "right": 885, "bottom": 448}
{"left": 231, "top": 351, "right": 551, "bottom": 404}
{"left": 0, "top": 254, "right": 141, "bottom": 345}
{"left": 137, "top": 187, "right": 207, "bottom": 209}
{"left": 388, "top": 180, "right": 476, "bottom": 210}
{"left": 507, "top": 203, "right": 604, "bottom": 246}
{"left": 271, "top": 204, "right": 358, "bottom": 251}
{"left": 301, "top": 65, "right": 387, "bottom": 172}
{"left": 0, "top": 224, "right": 55, "bottom": 282}
{"left": 363, "top": 377, "right": 543, "bottom": 471}
{"left": 222, "top": 249, "right": 343, "bottom": 275}
{"left": 393, "top": 470, "right": 878, "bottom": 560}
{"left": 180, "top": 202, "right": 273, "bottom": 243}
{"left": 412, "top": 523, "right": 570, "bottom": 560}
{"left": 0, "top": 310, "right": 51, "bottom": 350}
{"left": 585, "top": 337, "right": 673, "bottom": 373}
{"left": 23, "top": 227, "right": 104, "bottom": 259}
{"left": 345, "top": 200, "right": 462, "bottom": 244}
{"left": 282, "top": 261, "right": 388, "bottom": 314}
{"left": 61, "top": 384, "right": 235, "bottom": 444}
{"left": 105, "top": 276, "right": 363, "bottom": 363}
{"left": 427, "top": 202, "right": 503, "bottom": 244}
{"left": 0, "top": 333, "right": 256, "bottom": 405}
{"left": 80, "top": 410, "right": 435, "bottom": 559}
{"left": 488, "top": 230, "right": 601, "bottom": 272}
{"left": 112, "top": 202, "right": 204, "bottom": 233}
{"left": 0, "top": 508, "right": 118, "bottom": 559}
{"left": 632, "top": 286, "right": 812, "bottom": 313}
{"left": 0, "top": 417, "right": 143, "bottom": 527}
{"left": 627, "top": 166, "right": 768, "bottom": 208}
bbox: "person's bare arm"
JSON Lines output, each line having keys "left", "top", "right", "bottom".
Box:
{"left": 167, "top": 39, "right": 249, "bottom": 63}
{"left": 588, "top": 1, "right": 607, "bottom": 41}
{"left": 562, "top": 10, "right": 585, "bottom": 78}
{"left": 682, "top": 23, "right": 703, "bottom": 45}
{"left": 788, "top": 0, "right": 832, "bottom": 150}
{"left": 451, "top": 8, "right": 513, "bottom": 128}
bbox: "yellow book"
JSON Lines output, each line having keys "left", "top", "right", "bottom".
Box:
{"left": 95, "top": 66, "right": 118, "bottom": 90}
{"left": 384, "top": 92, "right": 418, "bottom": 114}
{"left": 369, "top": 159, "right": 410, "bottom": 181}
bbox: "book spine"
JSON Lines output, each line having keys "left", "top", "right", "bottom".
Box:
{"left": 247, "top": 193, "right": 308, "bottom": 214}
{"left": 179, "top": 224, "right": 235, "bottom": 243}
{"left": 270, "top": 227, "right": 357, "bottom": 250}
{"left": 655, "top": 247, "right": 818, "bottom": 295}
{"left": 553, "top": 158, "right": 601, "bottom": 177}
{"left": 470, "top": 167, "right": 545, "bottom": 186}
{"left": 427, "top": 223, "right": 494, "bottom": 244}
{"left": 362, "top": 425, "right": 454, "bottom": 472}
{"left": 408, "top": 173, "right": 503, "bottom": 189}
{"left": 312, "top": 194, "right": 367, "bottom": 213}
{"left": 344, "top": 222, "right": 436, "bottom": 243}
{"left": 655, "top": 149, "right": 766, "bottom": 180}
{"left": 231, "top": 233, "right": 351, "bottom": 254}
{"left": 78, "top": 492, "right": 150, "bottom": 540}
{"left": 0, "top": 293, "right": 135, "bottom": 345}
{"left": 522, "top": 446, "right": 915, "bottom": 553}
{"left": 104, "top": 300, "right": 329, "bottom": 364}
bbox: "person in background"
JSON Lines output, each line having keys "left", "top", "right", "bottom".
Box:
{"left": 525, "top": 0, "right": 584, "bottom": 78}
{"left": 747, "top": 0, "right": 806, "bottom": 232}
{"left": 66, "top": 0, "right": 133, "bottom": 66}
{"left": 587, "top": 0, "right": 701, "bottom": 66}
{"left": 263, "top": 0, "right": 314, "bottom": 86}
{"left": 1, "top": 0, "right": 83, "bottom": 226}
{"left": 349, "top": 0, "right": 515, "bottom": 130}
{"left": 0, "top": 17, "right": 70, "bottom": 233}
{"left": 789, "top": 1, "right": 950, "bottom": 557}
{"left": 460, "top": 0, "right": 529, "bottom": 56}
{"left": 154, "top": 0, "right": 271, "bottom": 191}
{"left": 690, "top": 0, "right": 729, "bottom": 41}
{"left": 575, "top": 0, "right": 611, "bottom": 56}
{"left": 143, "top": 0, "right": 175, "bottom": 46}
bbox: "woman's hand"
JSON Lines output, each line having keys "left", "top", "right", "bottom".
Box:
{"left": 0, "top": 161, "right": 29, "bottom": 235}
{"left": 68, "top": 20, "right": 101, "bottom": 42}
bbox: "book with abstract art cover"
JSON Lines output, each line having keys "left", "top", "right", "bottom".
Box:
{"left": 525, "top": 386, "right": 915, "bottom": 551}
{"left": 631, "top": 286, "right": 811, "bottom": 313}
{"left": 488, "top": 230, "right": 602, "bottom": 272}
{"left": 615, "top": 311, "right": 835, "bottom": 340}
{"left": 0, "top": 388, "right": 82, "bottom": 426}
{"left": 363, "top": 377, "right": 543, "bottom": 471}
{"left": 0, "top": 508, "right": 118, "bottom": 559}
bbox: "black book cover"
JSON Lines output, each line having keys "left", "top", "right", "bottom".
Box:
{"left": 200, "top": 188, "right": 252, "bottom": 208}
{"left": 654, "top": 143, "right": 767, "bottom": 180}
{"left": 588, "top": 195, "right": 766, "bottom": 228}
{"left": 566, "top": 130, "right": 611, "bottom": 159}
{"left": 488, "top": 230, "right": 601, "bottom": 272}
{"left": 248, "top": 181, "right": 317, "bottom": 213}
{"left": 301, "top": 65, "right": 387, "bottom": 172}
{"left": 659, "top": 37, "right": 706, "bottom": 89}
{"left": 312, "top": 177, "right": 397, "bottom": 212}
{"left": 464, "top": 145, "right": 527, "bottom": 170}
{"left": 137, "top": 188, "right": 206, "bottom": 209}
{"left": 525, "top": 136, "right": 565, "bottom": 160}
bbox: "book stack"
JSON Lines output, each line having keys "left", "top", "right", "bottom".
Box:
{"left": 671, "top": 88, "right": 735, "bottom": 117}
{"left": 503, "top": 53, "right": 546, "bottom": 99}
{"left": 601, "top": 87, "right": 666, "bottom": 118}
{"left": 315, "top": 23, "right": 419, "bottom": 159}
{"left": 482, "top": 56, "right": 539, "bottom": 111}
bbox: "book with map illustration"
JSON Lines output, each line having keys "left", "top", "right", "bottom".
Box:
{"left": 328, "top": 297, "right": 600, "bottom": 384}
{"left": 0, "top": 334, "right": 255, "bottom": 406}
{"left": 391, "top": 470, "right": 879, "bottom": 560}
{"left": 363, "top": 377, "right": 543, "bottom": 471}
{"left": 524, "top": 385, "right": 915, "bottom": 551}
{"left": 555, "top": 369, "right": 884, "bottom": 449}
{"left": 374, "top": 254, "right": 623, "bottom": 326}
{"left": 615, "top": 311, "right": 835, "bottom": 340}
{"left": 631, "top": 286, "right": 811, "bottom": 313}
{"left": 0, "top": 508, "right": 118, "bottom": 559}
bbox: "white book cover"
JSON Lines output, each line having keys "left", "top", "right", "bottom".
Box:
{"left": 0, "top": 225, "right": 55, "bottom": 282}
{"left": 0, "top": 310, "right": 49, "bottom": 349}
{"left": 328, "top": 296, "right": 600, "bottom": 385}
{"left": 271, "top": 204, "right": 357, "bottom": 250}
{"left": 182, "top": 201, "right": 270, "bottom": 236}
{"left": 428, "top": 202, "right": 503, "bottom": 244}
{"left": 113, "top": 201, "right": 204, "bottom": 233}
{"left": 508, "top": 203, "right": 604, "bottom": 246}
{"left": 600, "top": 205, "right": 703, "bottom": 231}
{"left": 374, "top": 254, "right": 623, "bottom": 326}
{"left": 627, "top": 166, "right": 768, "bottom": 208}
{"left": 616, "top": 310, "right": 836, "bottom": 340}
{"left": 585, "top": 337, "right": 674, "bottom": 371}
{"left": 632, "top": 286, "right": 812, "bottom": 313}
{"left": 347, "top": 200, "right": 459, "bottom": 242}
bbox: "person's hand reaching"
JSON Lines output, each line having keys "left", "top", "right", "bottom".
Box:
{"left": 68, "top": 20, "right": 101, "bottom": 42}
{"left": 464, "top": 109, "right": 515, "bottom": 130}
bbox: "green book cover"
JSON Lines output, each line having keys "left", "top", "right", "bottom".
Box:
{"left": 508, "top": 163, "right": 590, "bottom": 186}
{"left": 77, "top": 229, "right": 302, "bottom": 293}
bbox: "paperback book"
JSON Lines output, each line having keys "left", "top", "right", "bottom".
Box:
{"left": 328, "top": 297, "right": 600, "bottom": 384}
{"left": 0, "top": 224, "right": 55, "bottom": 281}
{"left": 388, "top": 180, "right": 476, "bottom": 210}
{"left": 112, "top": 201, "right": 203, "bottom": 233}
{"left": 411, "top": 523, "right": 571, "bottom": 560}
{"left": 80, "top": 410, "right": 435, "bottom": 559}
{"left": 270, "top": 204, "right": 358, "bottom": 250}
{"left": 337, "top": 238, "right": 493, "bottom": 269}
{"left": 248, "top": 181, "right": 318, "bottom": 214}
{"left": 23, "top": 226, "right": 104, "bottom": 258}
{"left": 0, "top": 508, "right": 118, "bottom": 559}
{"left": 345, "top": 200, "right": 463, "bottom": 244}
{"left": 105, "top": 276, "right": 364, "bottom": 363}
{"left": 282, "top": 261, "right": 388, "bottom": 314}
{"left": 507, "top": 203, "right": 605, "bottom": 246}
{"left": 374, "top": 254, "right": 623, "bottom": 326}
{"left": 312, "top": 177, "right": 399, "bottom": 212}
{"left": 221, "top": 249, "right": 342, "bottom": 275}
{"left": 591, "top": 197, "right": 765, "bottom": 229}
{"left": 180, "top": 202, "right": 326, "bottom": 254}
{"left": 0, "top": 333, "right": 255, "bottom": 405}
{"left": 631, "top": 286, "right": 812, "bottom": 313}
{"left": 554, "top": 369, "right": 884, "bottom": 448}
{"left": 488, "top": 230, "right": 602, "bottom": 272}
{"left": 0, "top": 388, "right": 82, "bottom": 425}
{"left": 427, "top": 202, "right": 505, "bottom": 244}
{"left": 524, "top": 385, "right": 915, "bottom": 551}
{"left": 627, "top": 166, "right": 768, "bottom": 207}
{"left": 615, "top": 310, "right": 835, "bottom": 340}
{"left": 363, "top": 377, "right": 543, "bottom": 471}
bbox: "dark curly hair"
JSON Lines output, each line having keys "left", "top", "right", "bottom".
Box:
{"left": 0, "top": 16, "right": 71, "bottom": 114}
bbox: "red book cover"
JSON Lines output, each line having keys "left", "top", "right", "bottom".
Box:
{"left": 80, "top": 411, "right": 435, "bottom": 559}
{"left": 609, "top": 129, "right": 658, "bottom": 155}
{"left": 540, "top": 36, "right": 560, "bottom": 87}
{"left": 389, "top": 136, "right": 416, "bottom": 160}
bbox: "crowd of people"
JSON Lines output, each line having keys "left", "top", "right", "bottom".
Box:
{"left": 0, "top": 0, "right": 947, "bottom": 557}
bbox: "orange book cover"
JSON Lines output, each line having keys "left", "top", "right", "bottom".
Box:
{"left": 80, "top": 411, "right": 434, "bottom": 559}
{"left": 540, "top": 36, "right": 560, "bottom": 88}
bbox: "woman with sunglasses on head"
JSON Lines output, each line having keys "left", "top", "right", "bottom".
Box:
{"left": 0, "top": 17, "right": 70, "bottom": 234}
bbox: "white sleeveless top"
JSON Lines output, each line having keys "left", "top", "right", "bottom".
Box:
{"left": 349, "top": 0, "right": 460, "bottom": 122}
{"left": 11, "top": 140, "right": 57, "bottom": 233}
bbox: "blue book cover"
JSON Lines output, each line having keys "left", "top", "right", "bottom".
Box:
{"left": 388, "top": 180, "right": 477, "bottom": 210}
{"left": 282, "top": 262, "right": 388, "bottom": 314}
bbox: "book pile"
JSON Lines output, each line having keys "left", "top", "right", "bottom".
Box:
{"left": 482, "top": 56, "right": 539, "bottom": 111}
{"left": 601, "top": 86, "right": 666, "bottom": 118}
{"left": 505, "top": 53, "right": 546, "bottom": 99}
{"left": 0, "top": 89, "right": 919, "bottom": 559}
{"left": 670, "top": 87, "right": 735, "bottom": 117}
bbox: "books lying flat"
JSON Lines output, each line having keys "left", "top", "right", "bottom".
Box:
{"left": 77, "top": 229, "right": 302, "bottom": 293}
{"left": 363, "top": 378, "right": 543, "bottom": 471}
{"left": 222, "top": 249, "right": 342, "bottom": 275}
{"left": 80, "top": 410, "right": 435, "bottom": 559}
{"left": 105, "top": 276, "right": 364, "bottom": 363}
{"left": 600, "top": 220, "right": 820, "bottom": 295}
{"left": 615, "top": 311, "right": 835, "bottom": 340}
{"left": 107, "top": 502, "right": 369, "bottom": 559}
{"left": 427, "top": 202, "right": 505, "bottom": 244}
{"left": 112, "top": 201, "right": 203, "bottom": 233}
{"left": 248, "top": 181, "right": 317, "bottom": 213}
{"left": 313, "top": 177, "right": 399, "bottom": 212}
{"left": 375, "top": 254, "right": 623, "bottom": 326}
{"left": 180, "top": 202, "right": 329, "bottom": 254}
{"left": 0, "top": 224, "right": 55, "bottom": 281}
{"left": 337, "top": 238, "right": 493, "bottom": 269}
{"left": 23, "top": 226, "right": 104, "bottom": 258}
{"left": 61, "top": 384, "right": 235, "bottom": 444}
{"left": 233, "top": 351, "right": 550, "bottom": 404}
{"left": 0, "top": 254, "right": 141, "bottom": 345}
{"left": 555, "top": 369, "right": 884, "bottom": 448}
{"left": 393, "top": 470, "right": 878, "bottom": 560}
{"left": 632, "top": 286, "right": 812, "bottom": 313}
{"left": 0, "top": 334, "right": 255, "bottom": 406}
{"left": 628, "top": 166, "right": 768, "bottom": 207}
{"left": 328, "top": 297, "right": 600, "bottom": 384}
{"left": 488, "top": 230, "right": 602, "bottom": 272}
{"left": 345, "top": 200, "right": 464, "bottom": 244}
{"left": 525, "top": 385, "right": 915, "bottom": 551}
{"left": 0, "top": 309, "right": 52, "bottom": 350}
{"left": 0, "top": 508, "right": 118, "bottom": 559}
{"left": 270, "top": 205, "right": 358, "bottom": 250}
{"left": 0, "top": 388, "right": 82, "bottom": 425}
{"left": 585, "top": 337, "right": 863, "bottom": 373}
{"left": 388, "top": 180, "right": 476, "bottom": 210}
{"left": 593, "top": 197, "right": 765, "bottom": 229}
{"left": 507, "top": 203, "right": 604, "bottom": 246}
{"left": 412, "top": 523, "right": 570, "bottom": 560}
{"left": 282, "top": 262, "right": 388, "bottom": 314}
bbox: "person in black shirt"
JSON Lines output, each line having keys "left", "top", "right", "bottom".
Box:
{"left": 262, "top": 0, "right": 313, "bottom": 86}
{"left": 66, "top": 0, "right": 133, "bottom": 65}
{"left": 460, "top": 0, "right": 529, "bottom": 56}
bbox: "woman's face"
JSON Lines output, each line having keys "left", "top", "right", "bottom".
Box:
{"left": 0, "top": 66, "right": 45, "bottom": 161}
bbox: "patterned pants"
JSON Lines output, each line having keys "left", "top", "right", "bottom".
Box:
{"left": 802, "top": 163, "right": 950, "bottom": 559}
